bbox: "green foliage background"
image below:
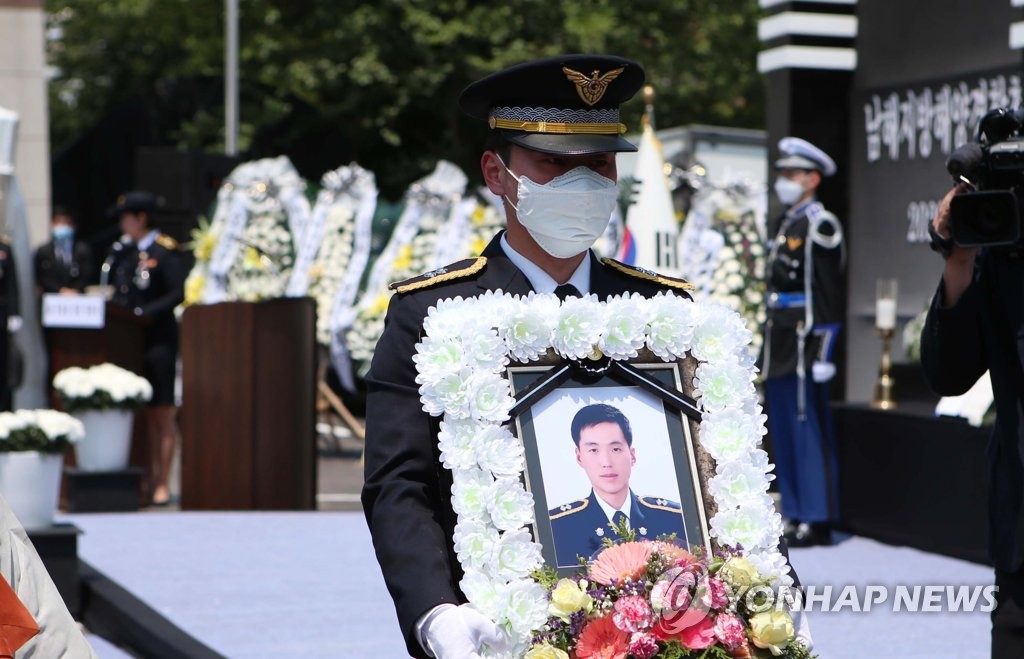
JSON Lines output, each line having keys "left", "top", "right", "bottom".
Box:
{"left": 47, "top": 0, "right": 764, "bottom": 198}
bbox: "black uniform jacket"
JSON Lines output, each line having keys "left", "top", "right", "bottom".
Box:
{"left": 921, "top": 250, "right": 1024, "bottom": 573}
{"left": 107, "top": 234, "right": 185, "bottom": 346}
{"left": 34, "top": 240, "right": 95, "bottom": 294}
{"left": 361, "top": 232, "right": 692, "bottom": 657}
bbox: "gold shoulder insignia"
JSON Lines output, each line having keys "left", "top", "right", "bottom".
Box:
{"left": 390, "top": 257, "right": 487, "bottom": 294}
{"left": 549, "top": 498, "right": 589, "bottom": 520}
{"left": 600, "top": 258, "right": 695, "bottom": 291}
{"left": 639, "top": 496, "right": 681, "bottom": 513}
{"left": 562, "top": 66, "right": 625, "bottom": 106}
{"left": 155, "top": 234, "right": 179, "bottom": 250}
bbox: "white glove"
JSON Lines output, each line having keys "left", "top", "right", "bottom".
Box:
{"left": 422, "top": 603, "right": 507, "bottom": 659}
{"left": 793, "top": 608, "right": 814, "bottom": 651}
{"left": 811, "top": 360, "right": 835, "bottom": 383}
{"left": 6, "top": 315, "right": 21, "bottom": 333}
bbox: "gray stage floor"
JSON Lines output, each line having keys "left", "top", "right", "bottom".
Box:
{"left": 65, "top": 511, "right": 992, "bottom": 659}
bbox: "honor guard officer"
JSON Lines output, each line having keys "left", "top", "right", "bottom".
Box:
{"left": 0, "top": 234, "right": 19, "bottom": 411}
{"left": 360, "top": 55, "right": 705, "bottom": 659}
{"left": 548, "top": 404, "right": 685, "bottom": 567}
{"left": 106, "top": 191, "right": 185, "bottom": 507}
{"left": 762, "top": 137, "right": 844, "bottom": 548}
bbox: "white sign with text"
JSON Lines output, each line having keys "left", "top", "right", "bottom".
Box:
{"left": 41, "top": 294, "right": 105, "bottom": 329}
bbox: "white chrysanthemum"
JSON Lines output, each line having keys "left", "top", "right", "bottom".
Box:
{"left": 419, "top": 372, "right": 469, "bottom": 417}
{"left": 746, "top": 550, "right": 794, "bottom": 588}
{"left": 499, "top": 578, "right": 550, "bottom": 639}
{"left": 453, "top": 518, "right": 500, "bottom": 571}
{"left": 691, "top": 303, "right": 752, "bottom": 363}
{"left": 460, "top": 570, "right": 504, "bottom": 621}
{"left": 437, "top": 418, "right": 484, "bottom": 471}
{"left": 413, "top": 336, "right": 467, "bottom": 386}
{"left": 692, "top": 361, "right": 755, "bottom": 414}
{"left": 486, "top": 478, "right": 535, "bottom": 531}
{"left": 461, "top": 326, "right": 509, "bottom": 374}
{"left": 551, "top": 295, "right": 605, "bottom": 360}
{"left": 599, "top": 293, "right": 648, "bottom": 360}
{"left": 708, "top": 461, "right": 772, "bottom": 510}
{"left": 644, "top": 293, "right": 696, "bottom": 359}
{"left": 465, "top": 372, "right": 514, "bottom": 423}
{"left": 451, "top": 469, "right": 495, "bottom": 521}
{"left": 746, "top": 448, "right": 775, "bottom": 482}
{"left": 475, "top": 426, "right": 525, "bottom": 477}
{"left": 489, "top": 527, "right": 543, "bottom": 582}
{"left": 502, "top": 295, "right": 557, "bottom": 363}
{"left": 699, "top": 408, "right": 766, "bottom": 464}
{"left": 423, "top": 296, "right": 472, "bottom": 338}
{"left": 711, "top": 500, "right": 778, "bottom": 552}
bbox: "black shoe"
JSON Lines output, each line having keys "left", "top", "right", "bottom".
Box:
{"left": 786, "top": 522, "right": 831, "bottom": 547}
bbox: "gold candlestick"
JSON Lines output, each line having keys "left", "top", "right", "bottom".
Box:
{"left": 871, "top": 327, "right": 896, "bottom": 409}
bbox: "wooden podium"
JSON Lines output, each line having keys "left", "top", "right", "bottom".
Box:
{"left": 180, "top": 297, "right": 316, "bottom": 510}
{"left": 47, "top": 302, "right": 146, "bottom": 378}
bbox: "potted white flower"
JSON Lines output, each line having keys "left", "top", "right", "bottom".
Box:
{"left": 0, "top": 409, "right": 84, "bottom": 528}
{"left": 53, "top": 363, "right": 152, "bottom": 471}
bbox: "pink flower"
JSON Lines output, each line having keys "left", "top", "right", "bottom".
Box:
{"left": 714, "top": 612, "right": 747, "bottom": 650}
{"left": 701, "top": 577, "right": 730, "bottom": 610}
{"left": 612, "top": 595, "right": 653, "bottom": 633}
{"left": 628, "top": 632, "right": 659, "bottom": 659}
{"left": 678, "top": 615, "right": 717, "bottom": 650}
{"left": 576, "top": 615, "right": 629, "bottom": 659}
{"left": 590, "top": 542, "right": 652, "bottom": 585}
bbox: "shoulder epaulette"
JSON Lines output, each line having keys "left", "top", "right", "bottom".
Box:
{"left": 549, "top": 498, "right": 589, "bottom": 520}
{"left": 389, "top": 257, "right": 487, "bottom": 294}
{"left": 155, "top": 234, "right": 179, "bottom": 250}
{"left": 806, "top": 203, "right": 843, "bottom": 249}
{"left": 600, "top": 258, "right": 695, "bottom": 292}
{"left": 638, "top": 496, "right": 681, "bottom": 512}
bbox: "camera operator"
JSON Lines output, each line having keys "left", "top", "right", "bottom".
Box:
{"left": 922, "top": 180, "right": 1024, "bottom": 658}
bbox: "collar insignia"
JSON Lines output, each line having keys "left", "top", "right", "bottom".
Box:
{"left": 562, "top": 66, "right": 625, "bottom": 106}
{"left": 787, "top": 236, "right": 804, "bottom": 251}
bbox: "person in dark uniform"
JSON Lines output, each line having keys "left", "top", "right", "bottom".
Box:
{"left": 107, "top": 191, "right": 185, "bottom": 507}
{"left": 761, "top": 137, "right": 844, "bottom": 548}
{"left": 360, "top": 55, "right": 702, "bottom": 659}
{"left": 33, "top": 206, "right": 94, "bottom": 295}
{"left": 0, "top": 236, "right": 19, "bottom": 411}
{"left": 548, "top": 403, "right": 684, "bottom": 567}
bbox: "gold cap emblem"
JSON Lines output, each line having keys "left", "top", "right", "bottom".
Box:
{"left": 562, "top": 66, "right": 625, "bottom": 106}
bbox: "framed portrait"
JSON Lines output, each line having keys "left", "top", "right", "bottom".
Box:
{"left": 508, "top": 358, "right": 716, "bottom": 575}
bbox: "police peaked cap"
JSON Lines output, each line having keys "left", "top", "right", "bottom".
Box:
{"left": 459, "top": 54, "right": 645, "bottom": 155}
{"left": 774, "top": 137, "right": 836, "bottom": 177}
{"left": 110, "top": 190, "right": 158, "bottom": 216}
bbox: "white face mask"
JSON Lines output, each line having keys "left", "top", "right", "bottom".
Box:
{"left": 500, "top": 158, "right": 618, "bottom": 259}
{"left": 773, "top": 177, "right": 805, "bottom": 206}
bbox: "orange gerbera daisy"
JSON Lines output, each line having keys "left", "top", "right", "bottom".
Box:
{"left": 590, "top": 542, "right": 652, "bottom": 585}
{"left": 575, "top": 615, "right": 629, "bottom": 659}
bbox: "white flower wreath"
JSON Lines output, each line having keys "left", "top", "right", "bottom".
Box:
{"left": 413, "top": 290, "right": 787, "bottom": 649}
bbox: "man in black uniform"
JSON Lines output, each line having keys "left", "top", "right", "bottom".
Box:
{"left": 33, "top": 206, "right": 94, "bottom": 295}
{"left": 0, "top": 236, "right": 19, "bottom": 410}
{"left": 361, "top": 55, "right": 703, "bottom": 659}
{"left": 761, "top": 137, "right": 844, "bottom": 548}
{"left": 107, "top": 191, "right": 185, "bottom": 506}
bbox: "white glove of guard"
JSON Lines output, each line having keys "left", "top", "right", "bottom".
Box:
{"left": 6, "top": 315, "right": 21, "bottom": 333}
{"left": 793, "top": 608, "right": 814, "bottom": 651}
{"left": 811, "top": 360, "right": 836, "bottom": 383}
{"left": 422, "top": 603, "right": 507, "bottom": 659}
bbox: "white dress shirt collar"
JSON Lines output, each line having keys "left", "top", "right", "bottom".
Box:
{"left": 499, "top": 233, "right": 591, "bottom": 295}
{"left": 593, "top": 489, "right": 632, "bottom": 524}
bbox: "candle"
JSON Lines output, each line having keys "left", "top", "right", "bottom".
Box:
{"left": 876, "top": 298, "right": 897, "bottom": 330}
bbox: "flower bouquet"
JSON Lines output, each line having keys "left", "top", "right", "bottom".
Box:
{"left": 53, "top": 363, "right": 152, "bottom": 471}
{"left": 528, "top": 525, "right": 812, "bottom": 658}
{"left": 0, "top": 409, "right": 84, "bottom": 528}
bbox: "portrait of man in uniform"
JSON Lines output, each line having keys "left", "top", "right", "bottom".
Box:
{"left": 541, "top": 400, "right": 687, "bottom": 568}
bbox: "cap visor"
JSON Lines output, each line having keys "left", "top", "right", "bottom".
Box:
{"left": 502, "top": 130, "right": 637, "bottom": 155}
{"left": 774, "top": 155, "right": 819, "bottom": 171}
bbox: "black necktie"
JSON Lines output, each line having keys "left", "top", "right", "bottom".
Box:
{"left": 612, "top": 510, "right": 628, "bottom": 532}
{"left": 554, "top": 283, "right": 581, "bottom": 301}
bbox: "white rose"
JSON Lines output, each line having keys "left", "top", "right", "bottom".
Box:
{"left": 486, "top": 478, "right": 535, "bottom": 531}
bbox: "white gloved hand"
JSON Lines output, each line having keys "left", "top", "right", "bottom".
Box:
{"left": 793, "top": 608, "right": 814, "bottom": 651}
{"left": 422, "top": 603, "right": 507, "bottom": 659}
{"left": 811, "top": 360, "right": 836, "bottom": 383}
{"left": 6, "top": 315, "right": 21, "bottom": 333}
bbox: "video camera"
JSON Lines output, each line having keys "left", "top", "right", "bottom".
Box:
{"left": 944, "top": 106, "right": 1024, "bottom": 248}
